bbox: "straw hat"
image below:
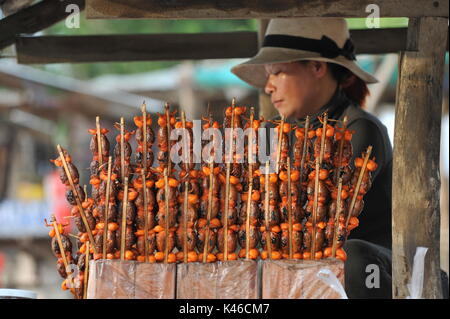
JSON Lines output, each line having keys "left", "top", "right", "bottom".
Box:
{"left": 231, "top": 18, "right": 378, "bottom": 88}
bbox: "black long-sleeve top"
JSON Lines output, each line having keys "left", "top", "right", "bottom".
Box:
{"left": 265, "top": 88, "right": 393, "bottom": 249}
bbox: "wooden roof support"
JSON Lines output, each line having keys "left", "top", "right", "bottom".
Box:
{"left": 393, "top": 17, "right": 447, "bottom": 299}
{"left": 15, "top": 31, "right": 258, "bottom": 63}
{"left": 86, "top": 0, "right": 448, "bottom": 19}
{"left": 16, "top": 28, "right": 447, "bottom": 65}
{"left": 0, "top": 0, "right": 85, "bottom": 50}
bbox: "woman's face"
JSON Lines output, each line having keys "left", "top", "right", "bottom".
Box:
{"left": 264, "top": 61, "right": 322, "bottom": 119}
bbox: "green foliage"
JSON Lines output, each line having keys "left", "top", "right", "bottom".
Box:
{"left": 43, "top": 13, "right": 257, "bottom": 78}
{"left": 346, "top": 17, "right": 408, "bottom": 29}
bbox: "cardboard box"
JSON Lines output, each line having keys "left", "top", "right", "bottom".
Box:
{"left": 87, "top": 260, "right": 176, "bottom": 299}
{"left": 176, "top": 260, "right": 260, "bottom": 299}
{"left": 261, "top": 258, "right": 344, "bottom": 299}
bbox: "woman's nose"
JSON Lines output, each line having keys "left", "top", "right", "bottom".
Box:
{"left": 264, "top": 75, "right": 275, "bottom": 95}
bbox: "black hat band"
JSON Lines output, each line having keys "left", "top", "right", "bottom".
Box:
{"left": 262, "top": 34, "right": 356, "bottom": 61}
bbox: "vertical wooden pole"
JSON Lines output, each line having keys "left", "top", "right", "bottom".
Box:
{"left": 393, "top": 17, "right": 447, "bottom": 299}
{"left": 258, "top": 19, "right": 277, "bottom": 120}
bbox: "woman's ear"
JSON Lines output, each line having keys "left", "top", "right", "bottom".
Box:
{"left": 309, "top": 61, "right": 328, "bottom": 79}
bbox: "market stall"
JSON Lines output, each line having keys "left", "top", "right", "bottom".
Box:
{"left": 0, "top": 0, "right": 448, "bottom": 299}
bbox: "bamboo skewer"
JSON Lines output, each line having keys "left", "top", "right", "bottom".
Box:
{"left": 287, "top": 157, "right": 293, "bottom": 259}
{"left": 96, "top": 116, "right": 103, "bottom": 167}
{"left": 83, "top": 241, "right": 90, "bottom": 299}
{"left": 50, "top": 215, "right": 71, "bottom": 277}
{"left": 68, "top": 233, "right": 80, "bottom": 240}
{"left": 319, "top": 113, "right": 328, "bottom": 165}
{"left": 331, "top": 178, "right": 343, "bottom": 258}
{"left": 223, "top": 98, "right": 235, "bottom": 261}
{"left": 245, "top": 166, "right": 253, "bottom": 260}
{"left": 141, "top": 102, "right": 150, "bottom": 263}
{"left": 120, "top": 117, "right": 125, "bottom": 182}
{"left": 276, "top": 116, "right": 285, "bottom": 173}
{"left": 142, "top": 171, "right": 150, "bottom": 263}
{"left": 299, "top": 116, "right": 310, "bottom": 186}
{"left": 310, "top": 113, "right": 328, "bottom": 259}
{"left": 165, "top": 103, "right": 172, "bottom": 176}
{"left": 310, "top": 158, "right": 320, "bottom": 259}
{"left": 120, "top": 177, "right": 129, "bottom": 260}
{"left": 345, "top": 146, "right": 373, "bottom": 232}
{"left": 203, "top": 160, "right": 214, "bottom": 263}
{"left": 245, "top": 107, "right": 255, "bottom": 260}
{"left": 264, "top": 161, "right": 272, "bottom": 260}
{"left": 57, "top": 145, "right": 97, "bottom": 255}
{"left": 163, "top": 168, "right": 170, "bottom": 263}
{"left": 141, "top": 102, "right": 148, "bottom": 177}
{"left": 102, "top": 156, "right": 112, "bottom": 260}
{"left": 183, "top": 180, "right": 189, "bottom": 263}
{"left": 181, "top": 111, "right": 189, "bottom": 263}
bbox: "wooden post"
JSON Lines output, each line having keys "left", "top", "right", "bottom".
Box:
{"left": 393, "top": 17, "right": 447, "bottom": 299}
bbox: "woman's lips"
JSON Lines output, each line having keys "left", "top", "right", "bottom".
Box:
{"left": 273, "top": 100, "right": 283, "bottom": 108}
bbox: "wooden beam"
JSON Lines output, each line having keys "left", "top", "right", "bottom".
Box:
{"left": 86, "top": 0, "right": 448, "bottom": 19}
{"left": 16, "top": 28, "right": 448, "bottom": 64}
{"left": 16, "top": 32, "right": 258, "bottom": 63}
{"left": 0, "top": 0, "right": 85, "bottom": 49}
{"left": 393, "top": 17, "right": 447, "bottom": 299}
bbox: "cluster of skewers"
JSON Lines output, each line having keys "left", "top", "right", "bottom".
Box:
{"left": 46, "top": 99, "right": 376, "bottom": 298}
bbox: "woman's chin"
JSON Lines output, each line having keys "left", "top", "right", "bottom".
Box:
{"left": 277, "top": 108, "right": 292, "bottom": 119}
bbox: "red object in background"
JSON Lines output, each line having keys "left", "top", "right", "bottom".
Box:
{"left": 0, "top": 253, "right": 4, "bottom": 287}
{"left": 45, "top": 170, "right": 72, "bottom": 232}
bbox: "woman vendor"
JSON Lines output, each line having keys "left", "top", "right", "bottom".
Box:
{"left": 231, "top": 17, "right": 393, "bottom": 298}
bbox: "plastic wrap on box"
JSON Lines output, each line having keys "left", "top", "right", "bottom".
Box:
{"left": 176, "top": 260, "right": 259, "bottom": 299}
{"left": 87, "top": 260, "right": 176, "bottom": 299}
{"left": 261, "top": 258, "right": 344, "bottom": 299}
{"left": 135, "top": 263, "right": 176, "bottom": 299}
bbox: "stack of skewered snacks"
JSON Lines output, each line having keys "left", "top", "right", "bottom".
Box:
{"left": 114, "top": 121, "right": 138, "bottom": 261}
{"left": 88, "top": 118, "right": 109, "bottom": 207}
{"left": 279, "top": 162, "right": 303, "bottom": 260}
{"left": 323, "top": 146, "right": 377, "bottom": 261}
{"left": 324, "top": 119, "right": 352, "bottom": 260}
{"left": 133, "top": 106, "right": 157, "bottom": 263}
{"left": 259, "top": 163, "right": 282, "bottom": 260}
{"left": 155, "top": 105, "right": 177, "bottom": 171}
{"left": 154, "top": 105, "right": 178, "bottom": 263}
{"left": 272, "top": 120, "right": 305, "bottom": 260}
{"left": 217, "top": 101, "right": 245, "bottom": 261}
{"left": 238, "top": 108, "right": 261, "bottom": 260}
{"left": 45, "top": 216, "right": 80, "bottom": 298}
{"left": 293, "top": 118, "right": 313, "bottom": 207}
{"left": 304, "top": 115, "right": 334, "bottom": 260}
{"left": 259, "top": 118, "right": 287, "bottom": 261}
{"left": 175, "top": 114, "right": 200, "bottom": 263}
{"left": 197, "top": 114, "right": 220, "bottom": 263}
{"left": 50, "top": 146, "right": 98, "bottom": 292}
{"left": 346, "top": 148, "right": 377, "bottom": 234}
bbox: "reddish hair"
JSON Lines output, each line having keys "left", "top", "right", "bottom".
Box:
{"left": 328, "top": 63, "right": 370, "bottom": 108}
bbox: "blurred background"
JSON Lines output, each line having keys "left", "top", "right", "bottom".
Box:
{"left": 0, "top": 6, "right": 448, "bottom": 298}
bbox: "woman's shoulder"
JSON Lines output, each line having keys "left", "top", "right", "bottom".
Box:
{"left": 344, "top": 104, "right": 388, "bottom": 135}
{"left": 343, "top": 104, "right": 393, "bottom": 176}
